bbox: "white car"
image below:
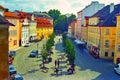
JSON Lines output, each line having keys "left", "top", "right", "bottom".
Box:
{"left": 114, "top": 63, "right": 120, "bottom": 75}
{"left": 24, "top": 42, "right": 31, "bottom": 47}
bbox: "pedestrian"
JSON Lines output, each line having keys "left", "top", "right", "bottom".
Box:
{"left": 54, "top": 68, "right": 59, "bottom": 75}
{"left": 55, "top": 60, "right": 57, "bottom": 68}
{"left": 57, "top": 59, "right": 60, "bottom": 68}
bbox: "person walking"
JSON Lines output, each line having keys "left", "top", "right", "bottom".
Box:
{"left": 55, "top": 60, "right": 57, "bottom": 68}
{"left": 57, "top": 59, "right": 60, "bottom": 68}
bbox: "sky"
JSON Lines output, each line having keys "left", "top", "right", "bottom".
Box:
{"left": 0, "top": 0, "right": 120, "bottom": 15}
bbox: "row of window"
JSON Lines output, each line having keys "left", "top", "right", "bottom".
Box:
{"left": 88, "top": 37, "right": 99, "bottom": 45}
{"left": 88, "top": 28, "right": 100, "bottom": 34}
{"left": 104, "top": 52, "right": 114, "bottom": 57}
{"left": 9, "top": 30, "right": 17, "bottom": 36}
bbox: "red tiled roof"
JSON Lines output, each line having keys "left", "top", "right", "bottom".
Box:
{"left": 0, "top": 5, "right": 5, "bottom": 10}
{"left": 35, "top": 18, "right": 53, "bottom": 28}
{"left": 14, "top": 10, "right": 32, "bottom": 20}
{"left": 4, "top": 11, "right": 19, "bottom": 18}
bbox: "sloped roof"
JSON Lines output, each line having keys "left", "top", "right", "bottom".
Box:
{"left": 0, "top": 5, "right": 5, "bottom": 10}
{"left": 0, "top": 15, "right": 14, "bottom": 26}
{"left": 35, "top": 18, "right": 52, "bottom": 28}
{"left": 4, "top": 11, "right": 19, "bottom": 18}
{"left": 99, "top": 4, "right": 120, "bottom": 26}
{"left": 33, "top": 12, "right": 52, "bottom": 19}
{"left": 91, "top": 5, "right": 110, "bottom": 20}
{"left": 14, "top": 10, "right": 32, "bottom": 20}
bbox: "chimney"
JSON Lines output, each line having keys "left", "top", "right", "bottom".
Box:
{"left": 110, "top": 3, "right": 114, "bottom": 13}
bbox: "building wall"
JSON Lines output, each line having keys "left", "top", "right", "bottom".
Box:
{"left": 29, "top": 21, "right": 37, "bottom": 41}
{"left": 114, "top": 15, "right": 120, "bottom": 64}
{"left": 82, "top": 1, "right": 105, "bottom": 25}
{"left": 0, "top": 9, "right": 4, "bottom": 16}
{"left": 0, "top": 25, "right": 9, "bottom": 80}
{"left": 100, "top": 27, "right": 116, "bottom": 59}
{"left": 21, "top": 26, "right": 29, "bottom": 46}
{"left": 88, "top": 26, "right": 100, "bottom": 46}
{"left": 81, "top": 26, "right": 88, "bottom": 42}
{"left": 7, "top": 18, "right": 19, "bottom": 51}
{"left": 36, "top": 27, "right": 53, "bottom": 40}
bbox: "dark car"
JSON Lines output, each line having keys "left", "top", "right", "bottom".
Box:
{"left": 9, "top": 65, "right": 17, "bottom": 75}
{"left": 9, "top": 51, "right": 16, "bottom": 57}
{"left": 14, "top": 74, "right": 23, "bottom": 80}
{"left": 29, "top": 50, "right": 38, "bottom": 57}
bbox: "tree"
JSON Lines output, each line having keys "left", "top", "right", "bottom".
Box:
{"left": 41, "top": 44, "right": 48, "bottom": 68}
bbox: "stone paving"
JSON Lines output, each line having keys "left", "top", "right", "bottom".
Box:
{"left": 13, "top": 35, "right": 120, "bottom": 80}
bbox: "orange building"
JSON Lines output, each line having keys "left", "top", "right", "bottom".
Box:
{"left": 4, "top": 10, "right": 20, "bottom": 51}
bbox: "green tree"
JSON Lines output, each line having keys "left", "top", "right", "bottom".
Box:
{"left": 41, "top": 44, "right": 48, "bottom": 67}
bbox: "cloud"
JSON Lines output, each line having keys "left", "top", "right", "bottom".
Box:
{"left": 0, "top": 0, "right": 120, "bottom": 15}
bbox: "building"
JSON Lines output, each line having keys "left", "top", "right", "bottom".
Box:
{"left": 81, "top": 16, "right": 89, "bottom": 44}
{"left": 77, "top": 1, "right": 105, "bottom": 39}
{"left": 29, "top": 14, "right": 37, "bottom": 42}
{"left": 115, "top": 13, "right": 120, "bottom": 64}
{"left": 0, "top": 15, "right": 13, "bottom": 80}
{"left": 87, "top": 4, "right": 120, "bottom": 60}
{"left": 14, "top": 10, "right": 31, "bottom": 46}
{"left": 4, "top": 10, "right": 20, "bottom": 50}
{"left": 0, "top": 5, "right": 5, "bottom": 16}
{"left": 68, "top": 19, "right": 77, "bottom": 39}
{"left": 35, "top": 18, "right": 53, "bottom": 40}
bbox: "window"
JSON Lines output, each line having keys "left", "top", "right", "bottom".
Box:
{"left": 118, "top": 45, "right": 120, "bottom": 52}
{"left": 112, "top": 52, "right": 114, "bottom": 57}
{"left": 118, "top": 31, "right": 120, "bottom": 38}
{"left": 105, "top": 52, "right": 108, "bottom": 57}
{"left": 105, "top": 40, "right": 109, "bottom": 47}
{"left": 14, "top": 40, "right": 17, "bottom": 45}
{"left": 106, "top": 29, "right": 110, "bottom": 35}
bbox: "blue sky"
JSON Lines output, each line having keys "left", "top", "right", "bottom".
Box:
{"left": 0, "top": 0, "right": 119, "bottom": 15}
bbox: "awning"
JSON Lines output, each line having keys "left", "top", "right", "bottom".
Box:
{"left": 74, "top": 39, "right": 85, "bottom": 44}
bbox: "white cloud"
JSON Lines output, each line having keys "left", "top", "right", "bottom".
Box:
{"left": 0, "top": 0, "right": 120, "bottom": 15}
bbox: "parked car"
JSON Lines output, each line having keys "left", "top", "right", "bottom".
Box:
{"left": 9, "top": 56, "right": 14, "bottom": 65}
{"left": 14, "top": 74, "right": 23, "bottom": 80}
{"left": 9, "top": 51, "right": 16, "bottom": 57}
{"left": 24, "top": 42, "right": 31, "bottom": 47}
{"left": 114, "top": 63, "right": 120, "bottom": 75}
{"left": 28, "top": 50, "right": 38, "bottom": 57}
{"left": 9, "top": 65, "right": 17, "bottom": 75}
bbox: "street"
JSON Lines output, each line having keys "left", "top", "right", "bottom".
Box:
{"left": 13, "top": 36, "right": 120, "bottom": 80}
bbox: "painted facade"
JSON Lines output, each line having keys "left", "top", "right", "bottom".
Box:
{"left": 4, "top": 11, "right": 20, "bottom": 51}
{"left": 21, "top": 18, "right": 30, "bottom": 46}
{"left": 35, "top": 18, "right": 53, "bottom": 40}
{"left": 114, "top": 14, "right": 120, "bottom": 64}
{"left": 87, "top": 4, "right": 120, "bottom": 60}
{"left": 77, "top": 1, "right": 105, "bottom": 39}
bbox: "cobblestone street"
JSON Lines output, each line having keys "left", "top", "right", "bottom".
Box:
{"left": 13, "top": 36, "right": 120, "bottom": 80}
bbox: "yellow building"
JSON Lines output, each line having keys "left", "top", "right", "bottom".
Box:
{"left": 81, "top": 17, "right": 89, "bottom": 43}
{"left": 114, "top": 14, "right": 120, "bottom": 64}
{"left": 4, "top": 11, "right": 20, "bottom": 51}
{"left": 87, "top": 4, "right": 117, "bottom": 59}
{"left": 35, "top": 18, "right": 53, "bottom": 40}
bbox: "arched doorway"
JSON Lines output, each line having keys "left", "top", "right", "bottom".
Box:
{"left": 116, "top": 58, "right": 120, "bottom": 64}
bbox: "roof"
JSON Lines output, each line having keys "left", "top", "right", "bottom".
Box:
{"left": 99, "top": 4, "right": 120, "bottom": 26}
{"left": 35, "top": 18, "right": 53, "bottom": 28}
{"left": 4, "top": 11, "right": 19, "bottom": 19}
{"left": 0, "top": 15, "right": 14, "bottom": 26}
{"left": 33, "top": 12, "right": 52, "bottom": 19}
{"left": 0, "top": 5, "right": 5, "bottom": 10}
{"left": 14, "top": 10, "right": 32, "bottom": 20}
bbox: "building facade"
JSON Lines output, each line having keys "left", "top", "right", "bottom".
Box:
{"left": 114, "top": 14, "right": 120, "bottom": 64}
{"left": 77, "top": 1, "right": 105, "bottom": 39}
{"left": 87, "top": 4, "right": 120, "bottom": 60}
{"left": 4, "top": 11, "right": 20, "bottom": 51}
